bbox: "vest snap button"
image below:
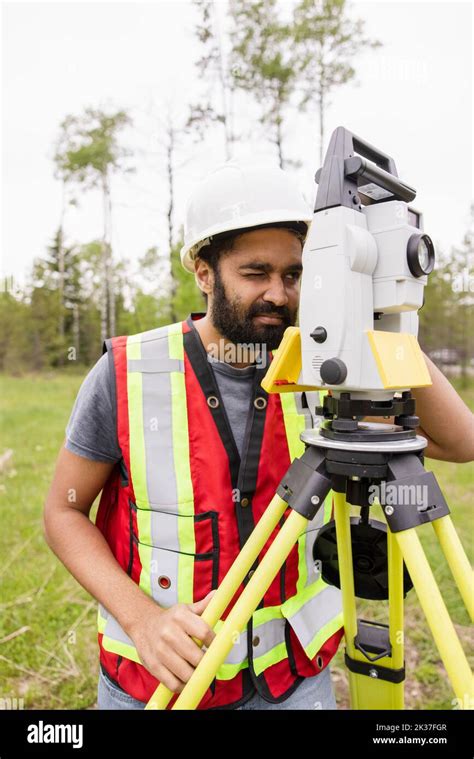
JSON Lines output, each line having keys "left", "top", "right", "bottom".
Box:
{"left": 248, "top": 570, "right": 255, "bottom": 580}
{"left": 158, "top": 575, "right": 171, "bottom": 589}
{"left": 254, "top": 397, "right": 267, "bottom": 410}
{"left": 252, "top": 636, "right": 260, "bottom": 647}
{"left": 317, "top": 655, "right": 324, "bottom": 669}
{"left": 207, "top": 395, "right": 219, "bottom": 408}
{"left": 241, "top": 497, "right": 250, "bottom": 508}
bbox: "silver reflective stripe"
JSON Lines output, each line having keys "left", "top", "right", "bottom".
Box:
{"left": 140, "top": 332, "right": 180, "bottom": 508}
{"left": 305, "top": 505, "right": 325, "bottom": 532}
{"left": 137, "top": 509, "right": 193, "bottom": 553}
{"left": 147, "top": 546, "right": 180, "bottom": 607}
{"left": 252, "top": 617, "right": 286, "bottom": 658}
{"left": 222, "top": 629, "right": 248, "bottom": 665}
{"left": 104, "top": 613, "right": 136, "bottom": 648}
{"left": 303, "top": 391, "right": 322, "bottom": 428}
{"left": 128, "top": 358, "right": 184, "bottom": 374}
{"left": 286, "top": 585, "right": 342, "bottom": 651}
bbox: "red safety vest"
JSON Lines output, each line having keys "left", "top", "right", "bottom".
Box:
{"left": 95, "top": 315, "right": 343, "bottom": 708}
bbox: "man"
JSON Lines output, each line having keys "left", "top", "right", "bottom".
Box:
{"left": 44, "top": 160, "right": 474, "bottom": 711}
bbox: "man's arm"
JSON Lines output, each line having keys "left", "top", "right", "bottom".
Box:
{"left": 43, "top": 446, "right": 215, "bottom": 693}
{"left": 365, "top": 354, "right": 474, "bottom": 463}
{"left": 411, "top": 355, "right": 474, "bottom": 462}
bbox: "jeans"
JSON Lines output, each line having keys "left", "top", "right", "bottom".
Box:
{"left": 97, "top": 665, "right": 337, "bottom": 710}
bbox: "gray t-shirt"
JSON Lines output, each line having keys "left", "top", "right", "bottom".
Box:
{"left": 65, "top": 351, "right": 257, "bottom": 463}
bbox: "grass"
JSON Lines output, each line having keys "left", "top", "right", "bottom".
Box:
{"left": 0, "top": 371, "right": 472, "bottom": 709}
{"left": 0, "top": 371, "right": 98, "bottom": 709}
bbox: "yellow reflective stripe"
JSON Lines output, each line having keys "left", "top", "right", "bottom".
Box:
{"left": 168, "top": 321, "right": 184, "bottom": 358}
{"left": 127, "top": 338, "right": 148, "bottom": 507}
{"left": 281, "top": 578, "right": 343, "bottom": 660}
{"left": 305, "top": 611, "right": 344, "bottom": 661}
{"left": 253, "top": 605, "right": 283, "bottom": 625}
{"left": 169, "top": 325, "right": 195, "bottom": 603}
{"left": 296, "top": 532, "right": 308, "bottom": 593}
{"left": 101, "top": 635, "right": 141, "bottom": 664}
{"left": 127, "top": 337, "right": 153, "bottom": 597}
{"left": 281, "top": 392, "right": 310, "bottom": 594}
{"left": 213, "top": 619, "right": 249, "bottom": 681}
{"left": 216, "top": 660, "right": 249, "bottom": 680}
{"left": 97, "top": 607, "right": 107, "bottom": 634}
{"left": 282, "top": 574, "right": 326, "bottom": 618}
{"left": 280, "top": 393, "right": 306, "bottom": 461}
{"left": 253, "top": 642, "right": 287, "bottom": 676}
{"left": 252, "top": 606, "right": 287, "bottom": 676}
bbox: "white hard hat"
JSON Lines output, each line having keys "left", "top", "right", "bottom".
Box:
{"left": 180, "top": 159, "right": 313, "bottom": 272}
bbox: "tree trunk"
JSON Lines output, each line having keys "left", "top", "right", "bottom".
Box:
{"left": 107, "top": 190, "right": 115, "bottom": 337}
{"left": 73, "top": 303, "right": 80, "bottom": 360}
{"left": 166, "top": 118, "right": 178, "bottom": 324}
{"left": 102, "top": 172, "right": 115, "bottom": 339}
{"left": 57, "top": 185, "right": 66, "bottom": 364}
{"left": 166, "top": 124, "right": 174, "bottom": 255}
{"left": 275, "top": 101, "right": 284, "bottom": 169}
{"left": 101, "top": 176, "right": 109, "bottom": 344}
{"left": 213, "top": 0, "right": 232, "bottom": 159}
{"left": 319, "top": 83, "right": 325, "bottom": 166}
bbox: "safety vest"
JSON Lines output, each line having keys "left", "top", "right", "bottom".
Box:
{"left": 96, "top": 315, "right": 343, "bottom": 708}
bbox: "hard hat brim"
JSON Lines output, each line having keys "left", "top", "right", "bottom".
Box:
{"left": 181, "top": 211, "right": 313, "bottom": 272}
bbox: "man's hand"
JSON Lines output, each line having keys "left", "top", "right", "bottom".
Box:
{"left": 130, "top": 592, "right": 216, "bottom": 693}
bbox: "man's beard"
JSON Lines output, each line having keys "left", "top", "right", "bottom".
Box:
{"left": 210, "top": 266, "right": 297, "bottom": 351}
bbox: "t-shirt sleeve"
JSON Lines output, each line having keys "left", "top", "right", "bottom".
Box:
{"left": 65, "top": 352, "right": 122, "bottom": 463}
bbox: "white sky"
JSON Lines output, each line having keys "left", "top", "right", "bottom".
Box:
{"left": 1, "top": 0, "right": 473, "bottom": 285}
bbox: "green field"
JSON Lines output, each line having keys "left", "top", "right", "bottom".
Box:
{"left": 0, "top": 371, "right": 472, "bottom": 709}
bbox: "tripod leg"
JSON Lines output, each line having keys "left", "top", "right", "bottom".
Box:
{"left": 431, "top": 516, "right": 474, "bottom": 622}
{"left": 145, "top": 494, "right": 289, "bottom": 709}
{"left": 395, "top": 527, "right": 474, "bottom": 706}
{"left": 387, "top": 530, "right": 405, "bottom": 708}
{"left": 333, "top": 491, "right": 357, "bottom": 660}
{"left": 172, "top": 510, "right": 309, "bottom": 710}
{"left": 334, "top": 493, "right": 404, "bottom": 709}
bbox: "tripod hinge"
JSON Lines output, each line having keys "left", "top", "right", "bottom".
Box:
{"left": 277, "top": 447, "right": 332, "bottom": 520}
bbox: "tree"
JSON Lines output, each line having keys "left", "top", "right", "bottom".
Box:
{"left": 229, "top": 0, "right": 296, "bottom": 168}
{"left": 187, "top": 0, "right": 236, "bottom": 158}
{"left": 45, "top": 227, "right": 79, "bottom": 363}
{"left": 419, "top": 206, "right": 474, "bottom": 387}
{"left": 445, "top": 205, "right": 474, "bottom": 386}
{"left": 54, "top": 107, "right": 133, "bottom": 342}
{"left": 292, "top": 0, "right": 381, "bottom": 163}
{"left": 168, "top": 234, "right": 207, "bottom": 320}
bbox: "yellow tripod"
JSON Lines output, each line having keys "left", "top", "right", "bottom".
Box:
{"left": 145, "top": 432, "right": 473, "bottom": 711}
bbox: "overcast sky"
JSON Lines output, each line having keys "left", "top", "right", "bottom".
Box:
{"left": 1, "top": 0, "right": 472, "bottom": 285}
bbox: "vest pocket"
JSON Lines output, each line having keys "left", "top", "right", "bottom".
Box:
{"left": 130, "top": 503, "right": 219, "bottom": 607}
{"left": 281, "top": 579, "right": 343, "bottom": 673}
